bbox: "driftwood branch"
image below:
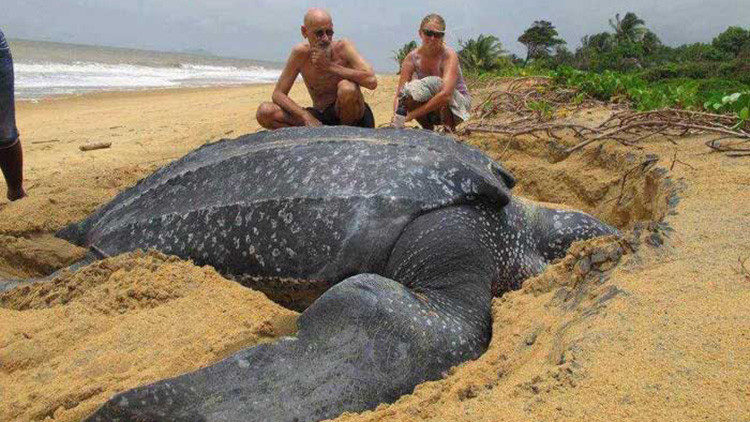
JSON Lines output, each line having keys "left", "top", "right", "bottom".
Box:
{"left": 79, "top": 142, "right": 112, "bottom": 152}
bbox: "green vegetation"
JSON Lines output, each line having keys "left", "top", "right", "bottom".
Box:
{"left": 712, "top": 26, "right": 750, "bottom": 57}
{"left": 608, "top": 13, "right": 647, "bottom": 44}
{"left": 517, "top": 20, "right": 566, "bottom": 64}
{"left": 457, "top": 34, "right": 510, "bottom": 72}
{"left": 445, "top": 13, "right": 750, "bottom": 118}
{"left": 392, "top": 40, "right": 418, "bottom": 73}
{"left": 554, "top": 67, "right": 749, "bottom": 115}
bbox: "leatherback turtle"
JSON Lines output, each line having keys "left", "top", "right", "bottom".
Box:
{"left": 57, "top": 127, "right": 616, "bottom": 422}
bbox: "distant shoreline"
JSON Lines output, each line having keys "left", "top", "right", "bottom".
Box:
{"left": 16, "top": 81, "right": 276, "bottom": 102}
{"left": 10, "top": 39, "right": 285, "bottom": 99}
{"left": 8, "top": 37, "right": 285, "bottom": 70}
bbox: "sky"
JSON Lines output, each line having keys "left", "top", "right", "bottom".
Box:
{"left": 2, "top": 0, "right": 748, "bottom": 72}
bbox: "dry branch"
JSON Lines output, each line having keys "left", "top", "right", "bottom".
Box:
{"left": 465, "top": 77, "right": 750, "bottom": 157}
{"left": 79, "top": 142, "right": 112, "bottom": 152}
{"left": 705, "top": 138, "right": 750, "bottom": 153}
{"left": 737, "top": 256, "right": 750, "bottom": 282}
{"left": 670, "top": 151, "right": 695, "bottom": 170}
{"left": 616, "top": 157, "right": 659, "bottom": 205}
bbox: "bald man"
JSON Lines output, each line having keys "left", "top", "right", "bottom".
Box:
{"left": 256, "top": 8, "right": 377, "bottom": 129}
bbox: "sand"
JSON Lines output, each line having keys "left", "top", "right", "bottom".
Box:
{"left": 1, "top": 77, "right": 748, "bottom": 421}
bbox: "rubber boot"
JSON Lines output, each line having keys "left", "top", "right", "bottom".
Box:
{"left": 0, "top": 139, "right": 25, "bottom": 201}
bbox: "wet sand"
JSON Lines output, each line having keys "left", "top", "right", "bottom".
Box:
{"left": 1, "top": 77, "right": 748, "bottom": 421}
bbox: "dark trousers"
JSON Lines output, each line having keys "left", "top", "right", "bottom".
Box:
{"left": 0, "top": 28, "right": 19, "bottom": 147}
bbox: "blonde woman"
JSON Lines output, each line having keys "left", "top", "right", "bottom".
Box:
{"left": 391, "top": 14, "right": 471, "bottom": 132}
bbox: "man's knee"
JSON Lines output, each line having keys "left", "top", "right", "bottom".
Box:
{"left": 337, "top": 80, "right": 360, "bottom": 103}
{"left": 256, "top": 102, "right": 279, "bottom": 127}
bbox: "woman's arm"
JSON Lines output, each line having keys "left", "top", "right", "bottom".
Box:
{"left": 405, "top": 48, "right": 459, "bottom": 122}
{"left": 393, "top": 52, "right": 416, "bottom": 112}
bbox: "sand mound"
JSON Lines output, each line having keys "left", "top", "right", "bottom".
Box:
{"left": 0, "top": 234, "right": 86, "bottom": 279}
{"left": 0, "top": 251, "right": 297, "bottom": 422}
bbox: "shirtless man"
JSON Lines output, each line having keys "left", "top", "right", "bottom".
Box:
{"left": 256, "top": 8, "right": 377, "bottom": 129}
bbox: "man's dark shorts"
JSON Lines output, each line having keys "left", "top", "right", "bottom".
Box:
{"left": 0, "top": 29, "right": 19, "bottom": 149}
{"left": 305, "top": 102, "right": 375, "bottom": 128}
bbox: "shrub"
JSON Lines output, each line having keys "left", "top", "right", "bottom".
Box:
{"left": 553, "top": 66, "right": 750, "bottom": 113}
{"left": 458, "top": 34, "right": 511, "bottom": 72}
{"left": 639, "top": 61, "right": 750, "bottom": 85}
{"left": 640, "top": 62, "right": 718, "bottom": 81}
{"left": 392, "top": 41, "right": 418, "bottom": 73}
{"left": 713, "top": 26, "right": 750, "bottom": 57}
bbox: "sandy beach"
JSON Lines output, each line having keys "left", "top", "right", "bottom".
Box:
{"left": 1, "top": 77, "right": 748, "bottom": 421}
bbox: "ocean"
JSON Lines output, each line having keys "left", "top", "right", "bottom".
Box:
{"left": 8, "top": 39, "right": 283, "bottom": 99}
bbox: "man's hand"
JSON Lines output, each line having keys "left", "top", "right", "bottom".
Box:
{"left": 310, "top": 47, "right": 332, "bottom": 72}
{"left": 302, "top": 111, "right": 323, "bottom": 127}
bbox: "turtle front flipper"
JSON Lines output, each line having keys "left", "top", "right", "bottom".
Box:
{"left": 84, "top": 207, "right": 498, "bottom": 422}
{"left": 524, "top": 203, "right": 620, "bottom": 262}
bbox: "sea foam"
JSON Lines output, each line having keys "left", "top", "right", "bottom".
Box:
{"left": 14, "top": 61, "right": 282, "bottom": 99}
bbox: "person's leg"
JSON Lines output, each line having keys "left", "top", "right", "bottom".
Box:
{"left": 0, "top": 140, "right": 24, "bottom": 201}
{"left": 354, "top": 102, "right": 375, "bottom": 128}
{"left": 255, "top": 102, "right": 305, "bottom": 129}
{"left": 439, "top": 106, "right": 456, "bottom": 133}
{"left": 402, "top": 95, "right": 435, "bottom": 130}
{"left": 398, "top": 76, "right": 452, "bottom": 131}
{"left": 334, "top": 80, "right": 365, "bottom": 125}
{"left": 0, "top": 34, "right": 24, "bottom": 201}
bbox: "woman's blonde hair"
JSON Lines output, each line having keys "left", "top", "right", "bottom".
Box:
{"left": 420, "top": 14, "right": 446, "bottom": 31}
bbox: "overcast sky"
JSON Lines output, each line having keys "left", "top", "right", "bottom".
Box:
{"left": 2, "top": 0, "right": 748, "bottom": 71}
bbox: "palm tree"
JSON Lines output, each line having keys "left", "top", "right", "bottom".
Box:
{"left": 458, "top": 34, "right": 507, "bottom": 72}
{"left": 582, "top": 32, "right": 615, "bottom": 52}
{"left": 641, "top": 30, "right": 662, "bottom": 55}
{"left": 517, "top": 21, "right": 566, "bottom": 65}
{"left": 392, "top": 41, "right": 418, "bottom": 73}
{"left": 609, "top": 12, "right": 646, "bottom": 43}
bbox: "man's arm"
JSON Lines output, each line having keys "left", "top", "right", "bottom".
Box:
{"left": 272, "top": 45, "right": 321, "bottom": 126}
{"left": 318, "top": 39, "right": 377, "bottom": 90}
